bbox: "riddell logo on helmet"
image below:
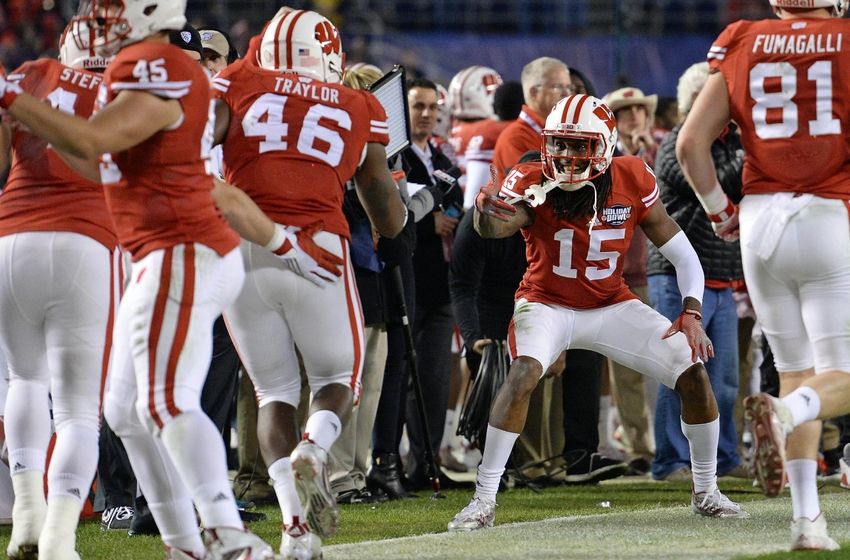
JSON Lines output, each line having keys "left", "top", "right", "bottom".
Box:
{"left": 775, "top": 0, "right": 815, "bottom": 6}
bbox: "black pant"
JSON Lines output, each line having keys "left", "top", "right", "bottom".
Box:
{"left": 405, "top": 302, "right": 454, "bottom": 479}
{"left": 372, "top": 260, "right": 416, "bottom": 457}
{"left": 561, "top": 349, "right": 604, "bottom": 456}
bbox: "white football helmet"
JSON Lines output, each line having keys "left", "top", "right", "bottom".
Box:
{"left": 447, "top": 65, "right": 503, "bottom": 120}
{"left": 82, "top": 0, "right": 186, "bottom": 57}
{"left": 769, "top": 0, "right": 844, "bottom": 15}
{"left": 59, "top": 18, "right": 110, "bottom": 72}
{"left": 259, "top": 8, "right": 344, "bottom": 83}
{"left": 435, "top": 83, "right": 451, "bottom": 138}
{"left": 542, "top": 94, "right": 618, "bottom": 192}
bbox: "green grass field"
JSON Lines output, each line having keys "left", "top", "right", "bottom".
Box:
{"left": 3, "top": 479, "right": 850, "bottom": 559}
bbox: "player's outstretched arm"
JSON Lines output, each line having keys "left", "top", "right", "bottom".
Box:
{"left": 211, "top": 178, "right": 275, "bottom": 245}
{"left": 473, "top": 202, "right": 531, "bottom": 239}
{"left": 1, "top": 80, "right": 180, "bottom": 161}
{"left": 676, "top": 72, "right": 738, "bottom": 240}
{"left": 641, "top": 202, "right": 712, "bottom": 361}
{"left": 354, "top": 142, "right": 407, "bottom": 239}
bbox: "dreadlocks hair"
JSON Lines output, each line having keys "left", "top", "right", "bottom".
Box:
{"left": 547, "top": 167, "right": 613, "bottom": 221}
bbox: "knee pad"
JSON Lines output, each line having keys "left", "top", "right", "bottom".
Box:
{"left": 135, "top": 385, "right": 203, "bottom": 434}
{"left": 253, "top": 371, "right": 301, "bottom": 408}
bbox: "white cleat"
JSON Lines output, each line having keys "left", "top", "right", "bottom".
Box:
{"left": 447, "top": 497, "right": 496, "bottom": 532}
{"left": 791, "top": 514, "right": 839, "bottom": 551}
{"left": 840, "top": 443, "right": 850, "bottom": 489}
{"left": 744, "top": 393, "right": 791, "bottom": 498}
{"left": 204, "top": 526, "right": 275, "bottom": 560}
{"left": 291, "top": 440, "right": 338, "bottom": 540}
{"left": 281, "top": 519, "right": 322, "bottom": 560}
{"left": 691, "top": 488, "right": 748, "bottom": 519}
{"left": 166, "top": 546, "right": 209, "bottom": 560}
{"left": 6, "top": 542, "right": 38, "bottom": 560}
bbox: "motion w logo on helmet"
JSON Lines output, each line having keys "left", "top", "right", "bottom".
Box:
{"left": 593, "top": 104, "right": 616, "bottom": 134}
{"left": 315, "top": 20, "right": 341, "bottom": 55}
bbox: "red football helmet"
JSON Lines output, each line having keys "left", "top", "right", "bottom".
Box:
{"left": 542, "top": 94, "right": 618, "bottom": 192}
{"left": 259, "top": 8, "right": 345, "bottom": 83}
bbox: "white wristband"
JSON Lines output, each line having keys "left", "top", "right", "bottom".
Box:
{"left": 694, "top": 182, "right": 728, "bottom": 215}
{"left": 263, "top": 223, "right": 287, "bottom": 252}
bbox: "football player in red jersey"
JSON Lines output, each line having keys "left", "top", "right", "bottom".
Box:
{"left": 0, "top": 0, "right": 299, "bottom": 557}
{"left": 446, "top": 66, "right": 516, "bottom": 210}
{"left": 211, "top": 8, "right": 405, "bottom": 558}
{"left": 677, "top": 0, "right": 850, "bottom": 550}
{"left": 448, "top": 94, "right": 746, "bottom": 532}
{"left": 0, "top": 20, "right": 118, "bottom": 559}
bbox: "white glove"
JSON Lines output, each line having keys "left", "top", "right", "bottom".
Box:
{"left": 265, "top": 222, "right": 344, "bottom": 287}
{"left": 0, "top": 73, "right": 22, "bottom": 110}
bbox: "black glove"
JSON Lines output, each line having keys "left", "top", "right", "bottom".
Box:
{"left": 377, "top": 213, "right": 416, "bottom": 268}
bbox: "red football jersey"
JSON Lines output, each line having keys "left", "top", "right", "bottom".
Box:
{"left": 213, "top": 59, "right": 390, "bottom": 238}
{"left": 0, "top": 59, "right": 116, "bottom": 249}
{"left": 506, "top": 157, "right": 659, "bottom": 309}
{"left": 100, "top": 41, "right": 239, "bottom": 260}
{"left": 709, "top": 17, "right": 850, "bottom": 198}
{"left": 449, "top": 118, "right": 511, "bottom": 168}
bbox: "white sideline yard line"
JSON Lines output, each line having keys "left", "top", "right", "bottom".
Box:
{"left": 324, "top": 493, "right": 850, "bottom": 559}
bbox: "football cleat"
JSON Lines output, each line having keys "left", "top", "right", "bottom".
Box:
{"left": 447, "top": 496, "right": 496, "bottom": 532}
{"left": 101, "top": 505, "right": 135, "bottom": 531}
{"left": 281, "top": 518, "right": 322, "bottom": 560}
{"left": 166, "top": 546, "right": 209, "bottom": 560}
{"left": 204, "top": 526, "right": 275, "bottom": 560}
{"left": 691, "top": 488, "right": 748, "bottom": 519}
{"left": 744, "top": 393, "right": 791, "bottom": 497}
{"left": 291, "top": 440, "right": 338, "bottom": 540}
{"left": 5, "top": 543, "right": 38, "bottom": 560}
{"left": 791, "top": 514, "right": 839, "bottom": 551}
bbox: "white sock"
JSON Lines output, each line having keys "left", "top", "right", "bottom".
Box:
{"left": 681, "top": 417, "right": 719, "bottom": 494}
{"left": 38, "top": 496, "right": 81, "bottom": 552}
{"left": 9, "top": 471, "right": 46, "bottom": 546}
{"left": 440, "top": 409, "right": 456, "bottom": 450}
{"left": 149, "top": 499, "right": 205, "bottom": 555}
{"left": 114, "top": 422, "right": 201, "bottom": 548}
{"left": 474, "top": 425, "right": 519, "bottom": 503}
{"left": 598, "top": 395, "right": 613, "bottom": 449}
{"left": 268, "top": 457, "right": 304, "bottom": 527}
{"left": 5, "top": 378, "right": 51, "bottom": 473}
{"left": 47, "top": 423, "right": 98, "bottom": 503}
{"left": 303, "top": 410, "right": 342, "bottom": 452}
{"left": 782, "top": 387, "right": 821, "bottom": 427}
{"left": 160, "top": 411, "right": 242, "bottom": 529}
{"left": 787, "top": 458, "right": 820, "bottom": 520}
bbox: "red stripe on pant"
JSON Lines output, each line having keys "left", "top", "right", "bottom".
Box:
{"left": 341, "top": 239, "right": 364, "bottom": 401}
{"left": 164, "top": 244, "right": 195, "bottom": 419}
{"left": 147, "top": 248, "right": 174, "bottom": 430}
{"left": 98, "top": 250, "right": 117, "bottom": 417}
{"left": 507, "top": 317, "right": 518, "bottom": 361}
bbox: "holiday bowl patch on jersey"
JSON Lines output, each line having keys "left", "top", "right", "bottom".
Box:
{"left": 601, "top": 204, "right": 633, "bottom": 226}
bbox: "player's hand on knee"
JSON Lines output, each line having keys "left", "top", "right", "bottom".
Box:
{"left": 663, "top": 309, "right": 714, "bottom": 362}
{"left": 270, "top": 222, "right": 344, "bottom": 286}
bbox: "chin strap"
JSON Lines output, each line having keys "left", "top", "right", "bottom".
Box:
{"left": 587, "top": 183, "right": 599, "bottom": 233}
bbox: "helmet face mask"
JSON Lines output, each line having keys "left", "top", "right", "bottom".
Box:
{"left": 259, "top": 9, "right": 345, "bottom": 84}
{"left": 83, "top": 0, "right": 187, "bottom": 57}
{"left": 542, "top": 95, "right": 618, "bottom": 192}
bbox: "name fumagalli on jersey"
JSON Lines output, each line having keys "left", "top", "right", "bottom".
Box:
{"left": 601, "top": 204, "right": 633, "bottom": 226}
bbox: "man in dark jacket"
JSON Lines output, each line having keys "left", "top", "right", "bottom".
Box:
{"left": 648, "top": 61, "right": 746, "bottom": 481}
